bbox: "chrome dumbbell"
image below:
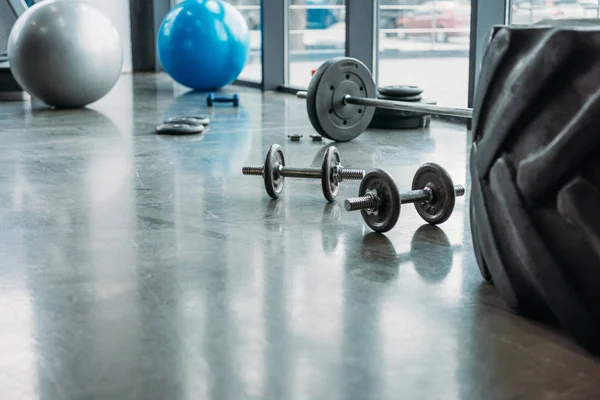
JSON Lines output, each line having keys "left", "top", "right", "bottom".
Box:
{"left": 242, "top": 144, "right": 365, "bottom": 201}
{"left": 345, "top": 163, "right": 465, "bottom": 233}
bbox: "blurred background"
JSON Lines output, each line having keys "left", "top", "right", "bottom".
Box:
{"left": 231, "top": 0, "right": 600, "bottom": 106}
{"left": 17, "top": 0, "right": 600, "bottom": 107}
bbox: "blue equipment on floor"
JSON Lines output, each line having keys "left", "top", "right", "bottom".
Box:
{"left": 157, "top": 0, "right": 250, "bottom": 91}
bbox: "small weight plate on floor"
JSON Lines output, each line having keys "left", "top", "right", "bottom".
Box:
{"left": 306, "top": 58, "right": 339, "bottom": 141}
{"left": 164, "top": 116, "right": 210, "bottom": 126}
{"left": 368, "top": 114, "right": 431, "bottom": 130}
{"left": 378, "top": 85, "right": 423, "bottom": 98}
{"left": 307, "top": 57, "right": 377, "bottom": 142}
{"left": 321, "top": 146, "right": 342, "bottom": 201}
{"left": 377, "top": 93, "right": 423, "bottom": 102}
{"left": 155, "top": 123, "right": 204, "bottom": 135}
{"left": 412, "top": 162, "right": 457, "bottom": 225}
{"left": 358, "top": 168, "right": 401, "bottom": 233}
{"left": 264, "top": 144, "right": 285, "bottom": 199}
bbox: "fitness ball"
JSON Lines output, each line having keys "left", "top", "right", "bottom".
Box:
{"left": 7, "top": 0, "right": 123, "bottom": 109}
{"left": 157, "top": 0, "right": 250, "bottom": 91}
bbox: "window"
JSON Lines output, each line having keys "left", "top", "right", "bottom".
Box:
{"left": 510, "top": 0, "right": 599, "bottom": 25}
{"left": 377, "top": 0, "right": 472, "bottom": 108}
{"left": 229, "top": 0, "right": 262, "bottom": 82}
{"left": 287, "top": 0, "right": 346, "bottom": 88}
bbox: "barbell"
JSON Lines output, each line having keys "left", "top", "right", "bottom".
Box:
{"left": 296, "top": 57, "right": 473, "bottom": 142}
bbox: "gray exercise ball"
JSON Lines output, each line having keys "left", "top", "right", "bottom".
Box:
{"left": 7, "top": 0, "right": 123, "bottom": 108}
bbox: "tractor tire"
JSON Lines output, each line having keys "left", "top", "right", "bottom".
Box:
{"left": 469, "top": 20, "right": 600, "bottom": 354}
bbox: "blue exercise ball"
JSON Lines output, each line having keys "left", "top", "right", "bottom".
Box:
{"left": 157, "top": 0, "right": 250, "bottom": 91}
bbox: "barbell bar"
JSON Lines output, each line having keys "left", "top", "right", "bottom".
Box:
{"left": 296, "top": 56, "right": 473, "bottom": 142}
{"left": 296, "top": 91, "right": 473, "bottom": 119}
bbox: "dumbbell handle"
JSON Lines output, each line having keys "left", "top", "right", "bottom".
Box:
{"left": 296, "top": 91, "right": 472, "bottom": 119}
{"left": 400, "top": 185, "right": 465, "bottom": 203}
{"left": 211, "top": 97, "right": 235, "bottom": 102}
{"left": 242, "top": 165, "right": 364, "bottom": 180}
{"left": 345, "top": 185, "right": 465, "bottom": 212}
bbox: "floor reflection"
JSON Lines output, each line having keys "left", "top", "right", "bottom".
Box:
{"left": 0, "top": 73, "right": 599, "bottom": 400}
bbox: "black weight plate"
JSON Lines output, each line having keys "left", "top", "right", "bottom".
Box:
{"left": 164, "top": 115, "right": 210, "bottom": 126}
{"left": 469, "top": 143, "right": 520, "bottom": 309}
{"left": 309, "top": 57, "right": 377, "bottom": 142}
{"left": 264, "top": 144, "right": 285, "bottom": 199}
{"left": 469, "top": 200, "right": 492, "bottom": 282}
{"left": 372, "top": 107, "right": 425, "bottom": 119}
{"left": 371, "top": 97, "right": 437, "bottom": 118}
{"left": 377, "top": 93, "right": 423, "bottom": 102}
{"left": 155, "top": 123, "right": 204, "bottom": 135}
{"left": 488, "top": 158, "right": 600, "bottom": 347}
{"left": 411, "top": 162, "right": 457, "bottom": 225}
{"left": 306, "top": 58, "right": 340, "bottom": 141}
{"left": 378, "top": 85, "right": 423, "bottom": 97}
{"left": 368, "top": 114, "right": 431, "bottom": 130}
{"left": 357, "top": 168, "right": 401, "bottom": 233}
{"left": 321, "top": 146, "right": 342, "bottom": 202}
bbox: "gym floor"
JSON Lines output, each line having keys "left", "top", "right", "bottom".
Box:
{"left": 1, "top": 73, "right": 600, "bottom": 399}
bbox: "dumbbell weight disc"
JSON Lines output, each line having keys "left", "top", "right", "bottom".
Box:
{"left": 411, "top": 162, "right": 457, "bottom": 225}
{"left": 321, "top": 146, "right": 342, "bottom": 201}
{"left": 358, "top": 169, "right": 401, "bottom": 233}
{"left": 264, "top": 144, "right": 286, "bottom": 199}
{"left": 378, "top": 85, "right": 424, "bottom": 97}
{"left": 306, "top": 57, "right": 377, "bottom": 142}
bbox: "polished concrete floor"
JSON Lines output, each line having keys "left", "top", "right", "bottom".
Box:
{"left": 1, "top": 73, "right": 600, "bottom": 400}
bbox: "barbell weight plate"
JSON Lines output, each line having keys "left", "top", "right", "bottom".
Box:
{"left": 155, "top": 122, "right": 205, "bottom": 135}
{"left": 377, "top": 93, "right": 423, "bottom": 102}
{"left": 321, "top": 146, "right": 341, "bottom": 202}
{"left": 411, "top": 162, "right": 456, "bottom": 225}
{"left": 308, "top": 57, "right": 377, "bottom": 142}
{"left": 378, "top": 85, "right": 424, "bottom": 97}
{"left": 370, "top": 98, "right": 437, "bottom": 119}
{"left": 264, "top": 144, "right": 285, "bottom": 199}
{"left": 306, "top": 58, "right": 340, "bottom": 141}
{"left": 359, "top": 168, "right": 401, "bottom": 233}
{"left": 369, "top": 114, "right": 431, "bottom": 130}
